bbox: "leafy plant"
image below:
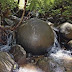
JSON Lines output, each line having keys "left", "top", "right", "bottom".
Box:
{"left": 26, "top": 0, "right": 72, "bottom": 18}
{"left": 27, "top": 0, "right": 55, "bottom": 14}
{"left": 0, "top": 0, "right": 18, "bottom": 15}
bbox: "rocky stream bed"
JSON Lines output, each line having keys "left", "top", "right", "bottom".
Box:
{"left": 0, "top": 17, "right": 72, "bottom": 72}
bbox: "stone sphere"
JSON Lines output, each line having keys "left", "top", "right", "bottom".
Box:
{"left": 59, "top": 22, "right": 72, "bottom": 39}
{"left": 16, "top": 18, "right": 54, "bottom": 55}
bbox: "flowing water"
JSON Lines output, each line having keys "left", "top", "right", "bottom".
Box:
{"left": 0, "top": 30, "right": 72, "bottom": 72}
{"left": 48, "top": 31, "right": 72, "bottom": 72}
{"left": 0, "top": 31, "right": 16, "bottom": 52}
{"left": 49, "top": 49, "right": 72, "bottom": 72}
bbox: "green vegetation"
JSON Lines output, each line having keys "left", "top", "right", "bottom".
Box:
{"left": 0, "top": 0, "right": 72, "bottom": 24}
{"left": 27, "top": 0, "right": 55, "bottom": 14}
{"left": 27, "top": 0, "right": 72, "bottom": 20}
{"left": 0, "top": 0, "right": 72, "bottom": 18}
{"left": 0, "top": 0, "right": 18, "bottom": 18}
{"left": 0, "top": 0, "right": 18, "bottom": 11}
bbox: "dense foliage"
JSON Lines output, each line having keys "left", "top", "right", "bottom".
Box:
{"left": 27, "top": 0, "right": 72, "bottom": 20}
{"left": 0, "top": 0, "right": 18, "bottom": 15}
{"left": 0, "top": 0, "right": 72, "bottom": 24}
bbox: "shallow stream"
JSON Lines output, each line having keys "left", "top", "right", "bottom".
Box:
{"left": 0, "top": 30, "right": 72, "bottom": 72}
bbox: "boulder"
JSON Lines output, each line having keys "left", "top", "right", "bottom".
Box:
{"left": 16, "top": 18, "right": 54, "bottom": 55}
{"left": 59, "top": 22, "right": 72, "bottom": 39}
{"left": 10, "top": 45, "right": 26, "bottom": 65}
{"left": 0, "top": 52, "right": 15, "bottom": 72}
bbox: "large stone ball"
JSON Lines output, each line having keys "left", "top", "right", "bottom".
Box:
{"left": 59, "top": 22, "right": 72, "bottom": 39}
{"left": 16, "top": 18, "right": 54, "bottom": 55}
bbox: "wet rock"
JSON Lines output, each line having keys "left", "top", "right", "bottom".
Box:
{"left": 16, "top": 18, "right": 54, "bottom": 55}
{"left": 4, "top": 18, "right": 15, "bottom": 26}
{"left": 0, "top": 52, "right": 15, "bottom": 72}
{"left": 10, "top": 45, "right": 26, "bottom": 65}
{"left": 36, "top": 57, "right": 50, "bottom": 72}
{"left": 37, "top": 51, "right": 72, "bottom": 72}
{"left": 46, "top": 21, "right": 54, "bottom": 28}
{"left": 68, "top": 40, "right": 72, "bottom": 48}
{"left": 65, "top": 40, "right": 72, "bottom": 50}
{"left": 59, "top": 22, "right": 72, "bottom": 39}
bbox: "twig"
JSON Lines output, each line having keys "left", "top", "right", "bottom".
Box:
{"left": 11, "top": 0, "right": 27, "bottom": 30}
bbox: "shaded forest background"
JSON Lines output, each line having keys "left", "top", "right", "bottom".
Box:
{"left": 0, "top": 0, "right": 72, "bottom": 26}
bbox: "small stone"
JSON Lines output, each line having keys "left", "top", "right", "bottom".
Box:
{"left": 59, "top": 22, "right": 72, "bottom": 39}
{"left": 68, "top": 40, "right": 72, "bottom": 48}
{"left": 66, "top": 40, "right": 72, "bottom": 50}
{"left": 10, "top": 45, "right": 26, "bottom": 65}
{"left": 36, "top": 57, "right": 50, "bottom": 72}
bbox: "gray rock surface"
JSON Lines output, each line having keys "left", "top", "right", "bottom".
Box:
{"left": 10, "top": 45, "right": 26, "bottom": 65}
{"left": 59, "top": 22, "right": 72, "bottom": 39}
{"left": 16, "top": 18, "right": 54, "bottom": 55}
{"left": 0, "top": 52, "right": 15, "bottom": 72}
